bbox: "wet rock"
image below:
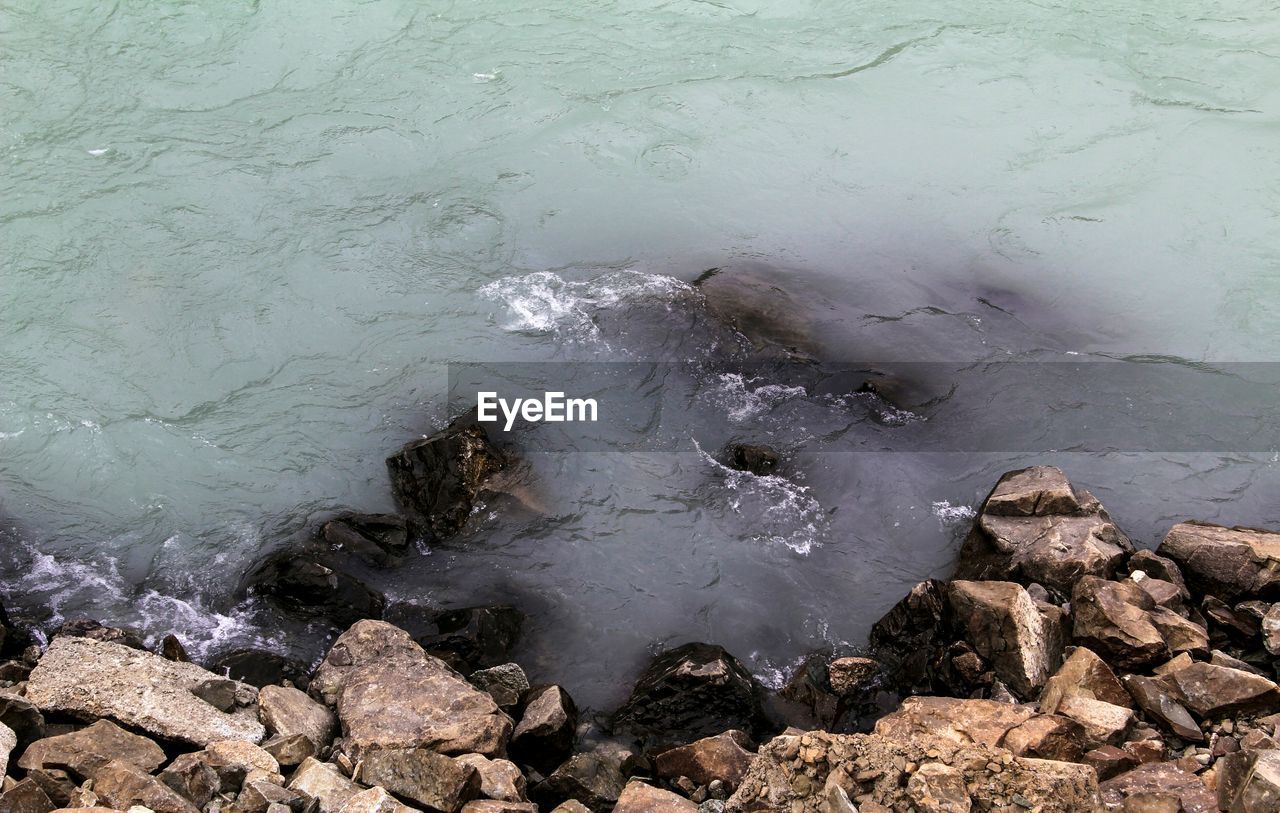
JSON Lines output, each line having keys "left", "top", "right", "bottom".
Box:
{"left": 826, "top": 657, "right": 880, "bottom": 697}
{"left": 262, "top": 734, "right": 315, "bottom": 767}
{"left": 530, "top": 754, "right": 626, "bottom": 813}
{"left": 510, "top": 685, "right": 577, "bottom": 774}
{"left": 955, "top": 466, "right": 1134, "bottom": 597}
{"left": 1099, "top": 762, "right": 1216, "bottom": 813}
{"left": 948, "top": 580, "right": 1064, "bottom": 699}
{"left": 613, "top": 781, "right": 697, "bottom": 813}
{"left": 322, "top": 513, "right": 418, "bottom": 567}
{"left": 725, "top": 730, "right": 1100, "bottom": 813}
{"left": 1157, "top": 521, "right": 1280, "bottom": 601}
{"left": 158, "top": 635, "right": 190, "bottom": 662}
{"left": 411, "top": 605, "right": 525, "bottom": 673}
{"left": 0, "top": 778, "right": 54, "bottom": 813}
{"left": 1071, "top": 576, "right": 1171, "bottom": 670}
{"left": 354, "top": 747, "right": 481, "bottom": 813}
{"left": 867, "top": 579, "right": 949, "bottom": 695}
{"left": 724, "top": 445, "right": 779, "bottom": 477}
{"left": 286, "top": 758, "right": 364, "bottom": 813}
{"left": 258, "top": 685, "right": 336, "bottom": 753}
{"left": 336, "top": 787, "right": 415, "bottom": 813}
{"left": 93, "top": 761, "right": 200, "bottom": 813}
{"left": 18, "top": 720, "right": 166, "bottom": 780}
{"left": 1123, "top": 675, "right": 1204, "bottom": 742}
{"left": 25, "top": 636, "right": 264, "bottom": 746}
{"left": 247, "top": 553, "right": 385, "bottom": 629}
{"left": 55, "top": 619, "right": 147, "bottom": 651}
{"left": 777, "top": 654, "right": 839, "bottom": 728}
{"left": 454, "top": 754, "right": 526, "bottom": 802}
{"left": 386, "top": 419, "right": 506, "bottom": 538}
{"left": 468, "top": 664, "right": 529, "bottom": 712}
{"left": 208, "top": 650, "right": 312, "bottom": 690}
{"left": 654, "top": 731, "right": 756, "bottom": 792}
{"left": 1158, "top": 661, "right": 1280, "bottom": 718}
{"left": 611, "top": 643, "right": 770, "bottom": 749}
{"left": 1217, "top": 748, "right": 1280, "bottom": 812}
{"left": 310, "top": 620, "right": 511, "bottom": 756}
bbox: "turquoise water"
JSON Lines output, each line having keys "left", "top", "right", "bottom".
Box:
{"left": 3, "top": 1, "right": 1280, "bottom": 706}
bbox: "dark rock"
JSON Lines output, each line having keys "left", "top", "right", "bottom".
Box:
{"left": 530, "top": 754, "right": 626, "bottom": 813}
{"left": 510, "top": 685, "right": 577, "bottom": 775}
{"left": 1157, "top": 520, "right": 1280, "bottom": 601}
{"left": 468, "top": 663, "right": 530, "bottom": 712}
{"left": 1098, "top": 763, "right": 1216, "bottom": 813}
{"left": 654, "top": 731, "right": 756, "bottom": 792}
{"left": 1217, "top": 748, "right": 1280, "bottom": 812}
{"left": 322, "top": 513, "right": 420, "bottom": 567}
{"left": 413, "top": 605, "right": 524, "bottom": 672}
{"left": 157, "top": 753, "right": 221, "bottom": 808}
{"left": 246, "top": 552, "right": 385, "bottom": 628}
{"left": 55, "top": 618, "right": 147, "bottom": 650}
{"left": 386, "top": 419, "right": 506, "bottom": 538}
{"left": 955, "top": 466, "right": 1134, "bottom": 597}
{"left": 18, "top": 719, "right": 166, "bottom": 780}
{"left": 611, "top": 643, "right": 770, "bottom": 750}
{"left": 1082, "top": 745, "right": 1137, "bottom": 781}
{"left": 1123, "top": 675, "right": 1204, "bottom": 742}
{"left": 867, "top": 579, "right": 950, "bottom": 695}
{"left": 353, "top": 747, "right": 481, "bottom": 813}
{"left": 192, "top": 678, "right": 238, "bottom": 712}
{"left": 1127, "top": 550, "right": 1191, "bottom": 599}
{"left": 725, "top": 445, "right": 779, "bottom": 477}
{"left": 777, "top": 654, "right": 839, "bottom": 729}
{"left": 0, "top": 778, "right": 54, "bottom": 813}
{"left": 0, "top": 692, "right": 45, "bottom": 750}
{"left": 209, "top": 649, "right": 312, "bottom": 690}
{"left": 1203, "top": 595, "right": 1261, "bottom": 640}
{"left": 159, "top": 634, "right": 191, "bottom": 662}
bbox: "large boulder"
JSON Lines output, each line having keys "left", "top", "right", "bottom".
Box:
{"left": 530, "top": 754, "right": 626, "bottom": 813}
{"left": 386, "top": 420, "right": 506, "bottom": 538}
{"left": 955, "top": 466, "right": 1133, "bottom": 596}
{"left": 1099, "top": 762, "right": 1216, "bottom": 813}
{"left": 321, "top": 513, "right": 419, "bottom": 567}
{"left": 873, "top": 696, "right": 1088, "bottom": 762}
{"left": 17, "top": 720, "right": 165, "bottom": 780}
{"left": 310, "top": 620, "right": 511, "bottom": 756}
{"left": 654, "top": 731, "right": 756, "bottom": 791}
{"left": 947, "top": 580, "right": 1064, "bottom": 699}
{"left": 1072, "top": 577, "right": 1178, "bottom": 670}
{"left": 92, "top": 760, "right": 200, "bottom": 813}
{"left": 245, "top": 552, "right": 385, "bottom": 628}
{"left": 353, "top": 747, "right": 481, "bottom": 813}
{"left": 412, "top": 605, "right": 525, "bottom": 672}
{"left": 509, "top": 685, "right": 577, "bottom": 775}
{"left": 1157, "top": 521, "right": 1280, "bottom": 601}
{"left": 24, "top": 636, "right": 264, "bottom": 746}
{"left": 1157, "top": 661, "right": 1280, "bottom": 719}
{"left": 725, "top": 731, "right": 1100, "bottom": 813}
{"left": 258, "top": 685, "right": 336, "bottom": 753}
{"left": 0, "top": 778, "right": 54, "bottom": 813}
{"left": 611, "top": 643, "right": 770, "bottom": 749}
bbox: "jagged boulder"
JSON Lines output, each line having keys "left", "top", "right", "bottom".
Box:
{"left": 93, "top": 760, "right": 200, "bottom": 813}
{"left": 245, "top": 552, "right": 385, "bottom": 628}
{"left": 1157, "top": 521, "right": 1280, "bottom": 601}
{"left": 386, "top": 419, "right": 506, "bottom": 538}
{"left": 1217, "top": 748, "right": 1280, "bottom": 812}
{"left": 1072, "top": 577, "right": 1180, "bottom": 670}
{"left": 454, "top": 754, "right": 526, "bottom": 803}
{"left": 1122, "top": 674, "right": 1204, "bottom": 742}
{"left": 258, "top": 685, "right": 336, "bottom": 753}
{"left": 18, "top": 720, "right": 165, "bottom": 780}
{"left": 1099, "top": 762, "right": 1216, "bottom": 813}
{"left": 1157, "top": 661, "right": 1280, "bottom": 719}
{"left": 873, "top": 696, "right": 1088, "bottom": 761}
{"left": 956, "top": 466, "right": 1133, "bottom": 596}
{"left": 530, "top": 753, "right": 626, "bottom": 813}
{"left": 509, "top": 685, "right": 577, "bottom": 774}
{"left": 468, "top": 664, "right": 529, "bottom": 712}
{"left": 321, "top": 513, "right": 418, "bottom": 567}
{"left": 1039, "top": 647, "right": 1135, "bottom": 746}
{"left": 286, "top": 758, "right": 364, "bottom": 813}
{"left": 654, "top": 731, "right": 756, "bottom": 792}
{"left": 948, "top": 580, "right": 1065, "bottom": 699}
{"left": 611, "top": 643, "right": 770, "bottom": 749}
{"left": 24, "top": 636, "right": 264, "bottom": 746}
{"left": 612, "top": 781, "right": 696, "bottom": 813}
{"left": 310, "top": 620, "right": 511, "bottom": 756}
{"left": 353, "top": 747, "right": 481, "bottom": 813}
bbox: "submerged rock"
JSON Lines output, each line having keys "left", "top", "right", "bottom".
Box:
{"left": 208, "top": 649, "right": 312, "bottom": 690}
{"left": 24, "top": 636, "right": 265, "bottom": 746}
{"left": 246, "top": 552, "right": 385, "bottom": 629}
{"left": 956, "top": 466, "right": 1134, "bottom": 597}
{"left": 386, "top": 419, "right": 506, "bottom": 539}
{"left": 1157, "top": 520, "right": 1280, "bottom": 601}
{"left": 310, "top": 620, "right": 511, "bottom": 756}
{"left": 322, "top": 513, "right": 420, "bottom": 567}
{"left": 611, "top": 643, "right": 771, "bottom": 749}
{"left": 413, "top": 605, "right": 525, "bottom": 673}
{"left": 724, "top": 445, "right": 779, "bottom": 477}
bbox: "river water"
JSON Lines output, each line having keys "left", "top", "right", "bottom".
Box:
{"left": 2, "top": 1, "right": 1280, "bottom": 709}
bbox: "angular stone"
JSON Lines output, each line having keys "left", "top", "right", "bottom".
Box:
{"left": 459, "top": 804, "right": 537, "bottom": 813}
{"left": 906, "top": 762, "right": 970, "bottom": 813}
{"left": 1052, "top": 694, "right": 1133, "bottom": 747}
{"left": 948, "top": 580, "right": 1063, "bottom": 699}
{"left": 1040, "top": 646, "right": 1131, "bottom": 712}
{"left": 1158, "top": 521, "right": 1280, "bottom": 601}
{"left": 468, "top": 664, "right": 529, "bottom": 712}
{"left": 311, "top": 621, "right": 511, "bottom": 756}
{"left": 1128, "top": 550, "right": 1190, "bottom": 597}
{"left": 93, "top": 761, "right": 200, "bottom": 813}
{"left": 412, "top": 605, "right": 525, "bottom": 673}
{"left": 247, "top": 553, "right": 385, "bottom": 629}
{"left": 0, "top": 779, "right": 54, "bottom": 813}
{"left": 0, "top": 692, "right": 46, "bottom": 750}
{"left": 1071, "top": 576, "right": 1169, "bottom": 670}
{"left": 611, "top": 643, "right": 769, "bottom": 749}
{"left": 1149, "top": 606, "right": 1210, "bottom": 659}
{"left": 454, "top": 754, "right": 525, "bottom": 803}
{"left": 874, "top": 696, "right": 1036, "bottom": 750}
{"left": 337, "top": 787, "right": 416, "bottom": 813}
{"left": 1159, "top": 662, "right": 1280, "bottom": 718}
{"left": 262, "top": 734, "right": 314, "bottom": 767}
{"left": 56, "top": 619, "right": 146, "bottom": 651}
{"left": 354, "top": 748, "right": 480, "bottom": 813}
{"left": 867, "top": 579, "right": 949, "bottom": 696}
{"left": 231, "top": 778, "right": 305, "bottom": 813}
{"left": 998, "top": 713, "right": 1090, "bottom": 762}
{"left": 259, "top": 685, "right": 336, "bottom": 753}
{"left": 156, "top": 754, "right": 220, "bottom": 808}
{"left": 1083, "top": 745, "right": 1137, "bottom": 781}
{"left": 1264, "top": 604, "right": 1280, "bottom": 656}
{"left": 826, "top": 657, "right": 879, "bottom": 697}
{"left": 956, "top": 467, "right": 1134, "bottom": 596}
{"left": 208, "top": 650, "right": 311, "bottom": 690}
{"left": 1099, "top": 763, "right": 1216, "bottom": 813}
{"left": 1123, "top": 675, "right": 1204, "bottom": 742}
{"left": 510, "top": 685, "right": 577, "bottom": 774}
{"left": 1217, "top": 748, "right": 1280, "bottom": 812}
{"left": 613, "top": 782, "right": 697, "bottom": 813}
{"left": 322, "top": 513, "right": 416, "bottom": 568}
{"left": 530, "top": 754, "right": 626, "bottom": 813}
{"left": 286, "top": 758, "right": 364, "bottom": 813}
{"left": 18, "top": 720, "right": 166, "bottom": 780}
{"left": 654, "top": 731, "right": 756, "bottom": 792}
{"left": 24, "top": 637, "right": 264, "bottom": 746}
{"left": 25, "top": 770, "right": 74, "bottom": 808}
{"left": 386, "top": 420, "right": 506, "bottom": 538}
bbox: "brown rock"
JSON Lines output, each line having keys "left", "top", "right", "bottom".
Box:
{"left": 93, "top": 761, "right": 200, "bottom": 813}
{"left": 1157, "top": 521, "right": 1280, "bottom": 601}
{"left": 259, "top": 685, "right": 335, "bottom": 753}
{"left": 509, "top": 685, "right": 576, "bottom": 774}
{"left": 0, "top": 779, "right": 54, "bottom": 813}
{"left": 311, "top": 620, "right": 511, "bottom": 756}
{"left": 1051, "top": 694, "right": 1134, "bottom": 747}
{"left": 999, "top": 713, "right": 1090, "bottom": 762}
{"left": 1159, "top": 662, "right": 1280, "bottom": 718}
{"left": 353, "top": 747, "right": 480, "bottom": 813}
{"left": 1072, "top": 577, "right": 1169, "bottom": 670}
{"left": 906, "top": 762, "right": 971, "bottom": 813}
{"left": 1123, "top": 675, "right": 1204, "bottom": 742}
{"left": 261, "top": 734, "right": 315, "bottom": 767}
{"left": 1149, "top": 607, "right": 1210, "bottom": 659}
{"left": 826, "top": 657, "right": 879, "bottom": 696}
{"left": 286, "top": 758, "right": 365, "bottom": 813}
{"left": 1040, "top": 646, "right": 1132, "bottom": 711}
{"left": 654, "top": 731, "right": 756, "bottom": 791}
{"left": 612, "top": 782, "right": 697, "bottom": 813}
{"left": 530, "top": 753, "right": 625, "bottom": 813}
{"left": 1099, "top": 762, "right": 1216, "bottom": 813}
{"left": 459, "top": 803, "right": 537, "bottom": 813}
{"left": 1217, "top": 748, "right": 1280, "bottom": 812}
{"left": 336, "top": 787, "right": 416, "bottom": 813}
{"left": 1263, "top": 604, "right": 1280, "bottom": 656}
{"left": 956, "top": 467, "right": 1134, "bottom": 596}
{"left": 1083, "top": 745, "right": 1137, "bottom": 781}
{"left": 947, "top": 580, "right": 1063, "bottom": 699}
{"left": 18, "top": 720, "right": 166, "bottom": 780}
{"left": 454, "top": 754, "right": 526, "bottom": 803}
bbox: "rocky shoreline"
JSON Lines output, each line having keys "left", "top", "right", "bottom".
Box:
{"left": 0, "top": 421, "right": 1279, "bottom": 811}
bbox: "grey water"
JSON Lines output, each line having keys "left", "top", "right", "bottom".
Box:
{"left": 3, "top": 1, "right": 1280, "bottom": 710}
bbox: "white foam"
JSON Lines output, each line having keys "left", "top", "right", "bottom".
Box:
{"left": 931, "top": 500, "right": 977, "bottom": 525}
{"left": 702, "top": 373, "right": 807, "bottom": 423}
{"left": 695, "top": 440, "right": 826, "bottom": 555}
